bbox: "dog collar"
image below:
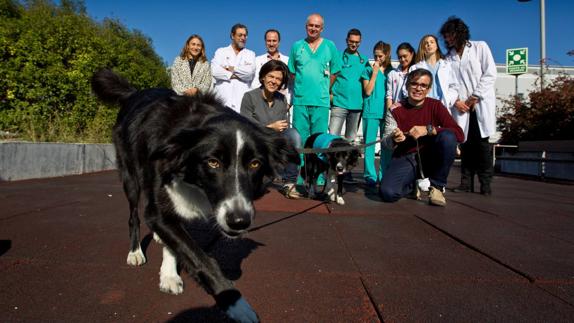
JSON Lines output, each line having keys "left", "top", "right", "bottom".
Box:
{"left": 313, "top": 133, "right": 340, "bottom": 164}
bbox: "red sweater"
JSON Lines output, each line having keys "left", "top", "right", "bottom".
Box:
{"left": 390, "top": 98, "right": 464, "bottom": 156}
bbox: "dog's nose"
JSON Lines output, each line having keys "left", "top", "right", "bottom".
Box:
{"left": 336, "top": 165, "right": 344, "bottom": 172}
{"left": 226, "top": 212, "right": 252, "bottom": 231}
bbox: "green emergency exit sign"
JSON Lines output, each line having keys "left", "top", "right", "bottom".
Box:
{"left": 506, "top": 48, "right": 528, "bottom": 75}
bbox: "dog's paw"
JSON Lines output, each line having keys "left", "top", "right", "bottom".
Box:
{"left": 226, "top": 297, "right": 259, "bottom": 323}
{"left": 126, "top": 248, "right": 146, "bottom": 266}
{"left": 159, "top": 274, "right": 184, "bottom": 295}
{"left": 153, "top": 232, "right": 163, "bottom": 244}
{"left": 336, "top": 196, "right": 345, "bottom": 205}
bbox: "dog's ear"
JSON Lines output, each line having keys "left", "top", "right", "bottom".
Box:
{"left": 150, "top": 128, "right": 213, "bottom": 181}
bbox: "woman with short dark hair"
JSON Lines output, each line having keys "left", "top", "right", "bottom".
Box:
{"left": 240, "top": 60, "right": 301, "bottom": 199}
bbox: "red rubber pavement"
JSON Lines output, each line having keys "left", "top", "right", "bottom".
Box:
{"left": 1, "top": 169, "right": 573, "bottom": 322}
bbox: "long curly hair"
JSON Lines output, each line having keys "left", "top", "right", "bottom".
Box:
{"left": 439, "top": 16, "right": 470, "bottom": 51}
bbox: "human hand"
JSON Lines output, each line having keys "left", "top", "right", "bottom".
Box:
{"left": 407, "top": 125, "right": 428, "bottom": 140}
{"left": 184, "top": 87, "right": 198, "bottom": 96}
{"left": 465, "top": 95, "right": 479, "bottom": 110}
{"left": 392, "top": 127, "right": 406, "bottom": 143}
{"left": 454, "top": 100, "right": 470, "bottom": 113}
{"left": 267, "top": 120, "right": 289, "bottom": 132}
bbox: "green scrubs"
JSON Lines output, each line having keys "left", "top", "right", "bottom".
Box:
{"left": 332, "top": 51, "right": 368, "bottom": 110}
{"left": 361, "top": 65, "right": 392, "bottom": 183}
{"left": 289, "top": 38, "right": 341, "bottom": 143}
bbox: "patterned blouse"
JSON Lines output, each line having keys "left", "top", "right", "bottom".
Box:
{"left": 170, "top": 56, "right": 212, "bottom": 95}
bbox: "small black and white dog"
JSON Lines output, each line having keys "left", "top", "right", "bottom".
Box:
{"left": 301, "top": 133, "right": 360, "bottom": 205}
{"left": 91, "top": 69, "right": 297, "bottom": 323}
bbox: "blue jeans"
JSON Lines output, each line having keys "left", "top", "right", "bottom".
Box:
{"left": 282, "top": 128, "right": 301, "bottom": 184}
{"left": 379, "top": 130, "right": 457, "bottom": 202}
{"left": 329, "top": 107, "right": 361, "bottom": 141}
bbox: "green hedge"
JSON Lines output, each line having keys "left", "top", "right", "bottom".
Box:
{"left": 0, "top": 0, "right": 170, "bottom": 142}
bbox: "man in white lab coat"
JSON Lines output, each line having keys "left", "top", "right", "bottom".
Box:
{"left": 211, "top": 23, "right": 256, "bottom": 113}
{"left": 440, "top": 16, "right": 497, "bottom": 195}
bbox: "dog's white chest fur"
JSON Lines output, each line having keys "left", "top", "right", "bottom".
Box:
{"left": 165, "top": 178, "right": 212, "bottom": 220}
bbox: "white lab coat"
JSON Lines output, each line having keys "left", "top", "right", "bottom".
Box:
{"left": 385, "top": 67, "right": 408, "bottom": 103}
{"left": 445, "top": 40, "right": 497, "bottom": 140}
{"left": 409, "top": 59, "right": 458, "bottom": 110}
{"left": 211, "top": 45, "right": 256, "bottom": 113}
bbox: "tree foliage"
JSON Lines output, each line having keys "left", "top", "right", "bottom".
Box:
{"left": 0, "top": 0, "right": 169, "bottom": 142}
{"left": 498, "top": 75, "right": 574, "bottom": 144}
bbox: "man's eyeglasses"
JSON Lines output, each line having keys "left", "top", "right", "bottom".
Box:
{"left": 409, "top": 82, "right": 431, "bottom": 90}
{"left": 347, "top": 40, "right": 360, "bottom": 45}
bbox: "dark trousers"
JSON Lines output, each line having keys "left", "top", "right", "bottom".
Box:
{"left": 379, "top": 130, "right": 458, "bottom": 202}
{"left": 282, "top": 128, "right": 302, "bottom": 184}
{"left": 459, "top": 111, "right": 493, "bottom": 192}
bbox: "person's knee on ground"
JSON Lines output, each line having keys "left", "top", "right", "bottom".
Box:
{"left": 379, "top": 182, "right": 402, "bottom": 203}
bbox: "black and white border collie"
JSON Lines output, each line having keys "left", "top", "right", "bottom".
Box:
{"left": 301, "top": 133, "right": 360, "bottom": 205}
{"left": 91, "top": 69, "right": 297, "bottom": 323}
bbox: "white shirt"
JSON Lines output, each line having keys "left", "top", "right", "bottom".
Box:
{"left": 251, "top": 52, "right": 291, "bottom": 106}
{"left": 446, "top": 40, "right": 497, "bottom": 140}
{"left": 211, "top": 45, "right": 256, "bottom": 113}
{"left": 409, "top": 59, "right": 458, "bottom": 110}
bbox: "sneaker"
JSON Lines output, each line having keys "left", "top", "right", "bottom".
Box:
{"left": 429, "top": 186, "right": 446, "bottom": 206}
{"left": 282, "top": 183, "right": 302, "bottom": 199}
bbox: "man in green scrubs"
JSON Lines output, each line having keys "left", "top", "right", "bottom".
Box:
{"left": 288, "top": 13, "right": 342, "bottom": 147}
{"left": 330, "top": 28, "right": 368, "bottom": 142}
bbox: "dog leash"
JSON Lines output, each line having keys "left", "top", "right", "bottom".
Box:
{"left": 296, "top": 137, "right": 384, "bottom": 154}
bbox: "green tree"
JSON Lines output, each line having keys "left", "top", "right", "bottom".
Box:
{"left": 0, "top": 0, "right": 169, "bottom": 142}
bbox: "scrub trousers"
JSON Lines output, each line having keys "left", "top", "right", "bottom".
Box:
{"left": 362, "top": 118, "right": 392, "bottom": 184}
{"left": 293, "top": 105, "right": 330, "bottom": 185}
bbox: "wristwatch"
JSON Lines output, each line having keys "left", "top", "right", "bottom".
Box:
{"left": 426, "top": 124, "right": 434, "bottom": 136}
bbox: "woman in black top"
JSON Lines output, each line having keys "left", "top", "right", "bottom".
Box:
{"left": 240, "top": 60, "right": 302, "bottom": 199}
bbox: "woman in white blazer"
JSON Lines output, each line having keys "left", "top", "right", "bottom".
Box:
{"left": 409, "top": 34, "right": 457, "bottom": 110}
{"left": 440, "top": 17, "right": 497, "bottom": 195}
{"left": 170, "top": 34, "right": 212, "bottom": 96}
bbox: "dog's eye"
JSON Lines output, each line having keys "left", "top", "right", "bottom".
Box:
{"left": 249, "top": 160, "right": 261, "bottom": 169}
{"left": 207, "top": 159, "right": 220, "bottom": 169}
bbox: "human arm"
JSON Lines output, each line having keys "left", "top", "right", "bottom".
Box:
{"left": 381, "top": 109, "right": 400, "bottom": 150}
{"left": 471, "top": 41, "right": 497, "bottom": 103}
{"left": 363, "top": 64, "right": 379, "bottom": 97}
{"left": 195, "top": 61, "right": 213, "bottom": 93}
{"left": 211, "top": 48, "right": 233, "bottom": 81}
{"left": 433, "top": 102, "right": 465, "bottom": 143}
{"left": 170, "top": 57, "right": 188, "bottom": 95}
{"left": 239, "top": 92, "right": 260, "bottom": 125}
{"left": 232, "top": 51, "right": 256, "bottom": 82}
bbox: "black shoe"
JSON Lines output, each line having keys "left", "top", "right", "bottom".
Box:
{"left": 480, "top": 185, "right": 492, "bottom": 196}
{"left": 343, "top": 173, "right": 358, "bottom": 184}
{"left": 452, "top": 185, "right": 471, "bottom": 193}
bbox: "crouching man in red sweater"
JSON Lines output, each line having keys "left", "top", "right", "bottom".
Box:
{"left": 379, "top": 68, "right": 464, "bottom": 206}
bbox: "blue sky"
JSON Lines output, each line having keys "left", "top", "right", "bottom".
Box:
{"left": 83, "top": 0, "right": 573, "bottom": 68}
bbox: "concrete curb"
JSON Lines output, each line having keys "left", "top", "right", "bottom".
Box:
{"left": 0, "top": 141, "right": 116, "bottom": 181}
